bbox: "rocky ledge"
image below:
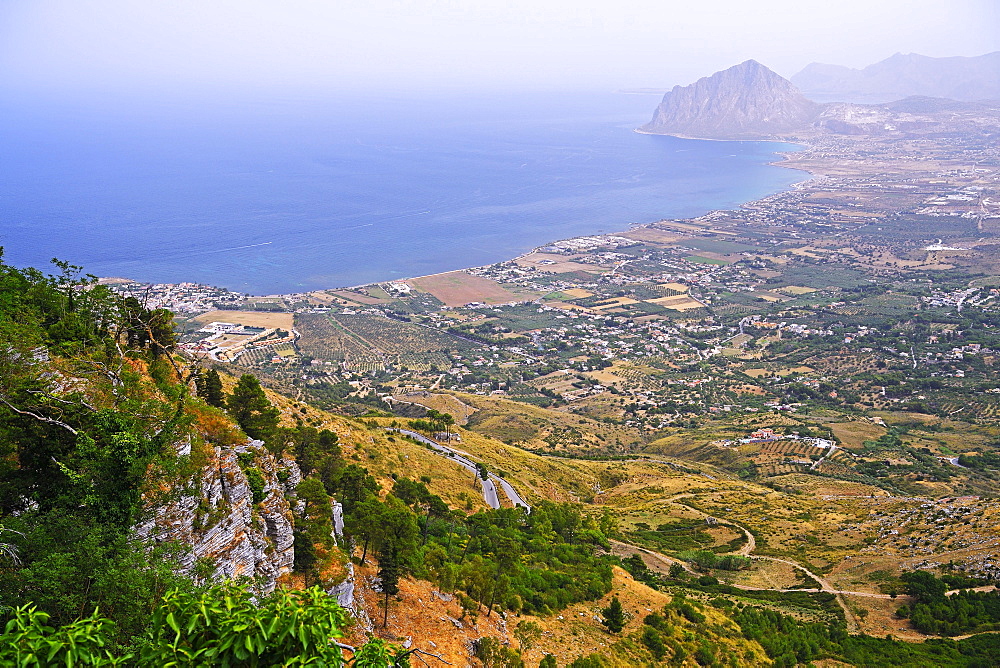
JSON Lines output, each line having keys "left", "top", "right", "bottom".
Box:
{"left": 134, "top": 439, "right": 301, "bottom": 594}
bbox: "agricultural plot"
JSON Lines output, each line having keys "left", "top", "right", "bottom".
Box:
{"left": 330, "top": 289, "right": 391, "bottom": 305}
{"left": 753, "top": 440, "right": 829, "bottom": 464}
{"left": 590, "top": 297, "right": 639, "bottom": 310}
{"left": 490, "top": 305, "right": 567, "bottom": 332}
{"left": 774, "top": 265, "right": 866, "bottom": 290}
{"left": 408, "top": 271, "right": 524, "bottom": 307}
{"left": 645, "top": 295, "right": 706, "bottom": 311}
{"left": 298, "top": 313, "right": 481, "bottom": 372}
{"left": 619, "top": 227, "right": 684, "bottom": 244}
{"left": 236, "top": 342, "right": 297, "bottom": 366}
{"left": 684, "top": 238, "right": 759, "bottom": 254}
{"left": 390, "top": 291, "right": 446, "bottom": 314}
{"left": 777, "top": 285, "right": 817, "bottom": 296}
{"left": 757, "top": 462, "right": 808, "bottom": 477}
{"left": 514, "top": 252, "right": 601, "bottom": 275}
{"left": 829, "top": 420, "right": 886, "bottom": 450}
{"left": 294, "top": 313, "right": 382, "bottom": 367}
{"left": 752, "top": 292, "right": 789, "bottom": 303}
{"left": 940, "top": 396, "right": 1000, "bottom": 420}
{"left": 815, "top": 461, "right": 854, "bottom": 476}
{"left": 713, "top": 303, "right": 758, "bottom": 316}
{"left": 398, "top": 351, "right": 452, "bottom": 372}
{"left": 856, "top": 214, "right": 980, "bottom": 240}
{"left": 332, "top": 314, "right": 464, "bottom": 354}
{"left": 684, "top": 255, "right": 728, "bottom": 265}
{"left": 193, "top": 310, "right": 293, "bottom": 330}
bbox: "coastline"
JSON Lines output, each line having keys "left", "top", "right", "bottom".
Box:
{"left": 380, "top": 135, "right": 818, "bottom": 291}
{"left": 109, "top": 142, "right": 821, "bottom": 299}
{"left": 633, "top": 126, "right": 801, "bottom": 145}
{"left": 106, "top": 135, "right": 820, "bottom": 298}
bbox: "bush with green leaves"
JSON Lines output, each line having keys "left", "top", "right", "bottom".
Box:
{"left": 0, "top": 605, "right": 125, "bottom": 667}
{"left": 0, "top": 581, "right": 409, "bottom": 667}
{"left": 139, "top": 582, "right": 353, "bottom": 665}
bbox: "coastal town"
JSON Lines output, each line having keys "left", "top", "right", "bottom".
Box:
{"left": 102, "top": 125, "right": 1000, "bottom": 513}
{"left": 124, "top": 129, "right": 999, "bottom": 422}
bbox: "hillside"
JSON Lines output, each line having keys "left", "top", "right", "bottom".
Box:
{"left": 8, "top": 249, "right": 1000, "bottom": 665}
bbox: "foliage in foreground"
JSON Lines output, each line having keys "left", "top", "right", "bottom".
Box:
{"left": 0, "top": 251, "right": 204, "bottom": 641}
{"left": 0, "top": 582, "right": 407, "bottom": 667}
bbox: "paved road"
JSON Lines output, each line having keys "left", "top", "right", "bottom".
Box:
{"left": 387, "top": 428, "right": 530, "bottom": 511}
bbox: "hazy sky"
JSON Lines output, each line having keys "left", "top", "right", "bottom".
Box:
{"left": 0, "top": 0, "right": 997, "bottom": 95}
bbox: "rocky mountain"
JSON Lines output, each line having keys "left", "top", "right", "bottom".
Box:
{"left": 639, "top": 59, "right": 820, "bottom": 139}
{"left": 135, "top": 438, "right": 300, "bottom": 594}
{"left": 792, "top": 51, "right": 1000, "bottom": 103}
{"left": 640, "top": 59, "right": 1000, "bottom": 141}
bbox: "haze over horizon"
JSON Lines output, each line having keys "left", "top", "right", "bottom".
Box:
{"left": 0, "top": 0, "right": 997, "bottom": 98}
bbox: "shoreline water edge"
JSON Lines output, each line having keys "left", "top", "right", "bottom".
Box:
{"left": 98, "top": 137, "right": 813, "bottom": 298}
{"left": 302, "top": 140, "right": 815, "bottom": 297}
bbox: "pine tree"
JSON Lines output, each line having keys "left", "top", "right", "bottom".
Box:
{"left": 196, "top": 368, "right": 225, "bottom": 408}
{"left": 375, "top": 497, "right": 419, "bottom": 627}
{"left": 602, "top": 595, "right": 626, "bottom": 633}
{"left": 226, "top": 374, "right": 280, "bottom": 442}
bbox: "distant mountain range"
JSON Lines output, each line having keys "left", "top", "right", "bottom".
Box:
{"left": 791, "top": 52, "right": 1000, "bottom": 104}
{"left": 640, "top": 56, "right": 1000, "bottom": 141}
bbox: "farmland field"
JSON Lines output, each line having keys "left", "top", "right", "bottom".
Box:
{"left": 408, "top": 271, "right": 525, "bottom": 307}
{"left": 192, "top": 310, "right": 293, "bottom": 330}
{"left": 295, "top": 311, "right": 481, "bottom": 373}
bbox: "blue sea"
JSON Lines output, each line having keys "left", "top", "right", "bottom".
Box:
{"left": 0, "top": 90, "right": 805, "bottom": 295}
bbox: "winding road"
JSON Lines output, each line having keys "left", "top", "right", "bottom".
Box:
{"left": 387, "top": 428, "right": 531, "bottom": 511}
{"left": 637, "top": 491, "right": 864, "bottom": 631}
{"left": 387, "top": 431, "right": 997, "bottom": 638}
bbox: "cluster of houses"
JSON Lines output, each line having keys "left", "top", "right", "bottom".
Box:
{"left": 731, "top": 428, "right": 836, "bottom": 448}
{"left": 183, "top": 322, "right": 295, "bottom": 363}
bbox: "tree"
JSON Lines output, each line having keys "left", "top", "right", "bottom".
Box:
{"left": 375, "top": 497, "right": 420, "bottom": 627}
{"left": 226, "top": 374, "right": 280, "bottom": 442}
{"left": 602, "top": 595, "right": 626, "bottom": 633}
{"left": 295, "top": 477, "right": 334, "bottom": 578}
{"left": 539, "top": 655, "right": 557, "bottom": 668}
{"left": 473, "top": 636, "right": 524, "bottom": 667}
{"left": 196, "top": 368, "right": 225, "bottom": 408}
{"left": 346, "top": 497, "right": 385, "bottom": 565}
{"left": 901, "top": 570, "right": 947, "bottom": 602}
{"left": 514, "top": 620, "right": 542, "bottom": 652}
{"left": 328, "top": 464, "right": 380, "bottom": 514}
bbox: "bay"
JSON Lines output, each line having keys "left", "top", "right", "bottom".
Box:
{"left": 0, "top": 90, "right": 805, "bottom": 294}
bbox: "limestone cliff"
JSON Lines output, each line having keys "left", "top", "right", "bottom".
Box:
{"left": 640, "top": 60, "right": 819, "bottom": 139}
{"left": 135, "top": 439, "right": 300, "bottom": 594}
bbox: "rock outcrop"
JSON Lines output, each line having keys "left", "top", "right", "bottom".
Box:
{"left": 640, "top": 59, "right": 1000, "bottom": 142}
{"left": 135, "top": 439, "right": 300, "bottom": 594}
{"left": 640, "top": 60, "right": 819, "bottom": 139}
